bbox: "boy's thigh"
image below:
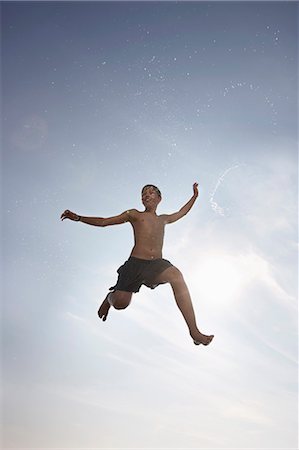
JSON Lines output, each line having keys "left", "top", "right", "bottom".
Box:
{"left": 154, "top": 266, "right": 183, "bottom": 284}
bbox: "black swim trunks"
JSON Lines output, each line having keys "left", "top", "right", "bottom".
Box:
{"left": 109, "top": 256, "right": 173, "bottom": 293}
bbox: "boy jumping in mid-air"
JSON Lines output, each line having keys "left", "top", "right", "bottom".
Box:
{"left": 61, "top": 183, "right": 214, "bottom": 346}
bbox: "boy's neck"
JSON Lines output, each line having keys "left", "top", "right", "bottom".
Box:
{"left": 144, "top": 207, "right": 157, "bottom": 214}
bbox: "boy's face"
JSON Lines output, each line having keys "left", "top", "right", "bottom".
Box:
{"left": 141, "top": 186, "right": 161, "bottom": 209}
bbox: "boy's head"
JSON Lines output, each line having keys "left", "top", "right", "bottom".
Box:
{"left": 142, "top": 184, "right": 162, "bottom": 199}
{"left": 141, "top": 184, "right": 162, "bottom": 209}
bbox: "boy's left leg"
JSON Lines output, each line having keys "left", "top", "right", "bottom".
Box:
{"left": 154, "top": 266, "right": 214, "bottom": 345}
{"left": 98, "top": 290, "right": 133, "bottom": 321}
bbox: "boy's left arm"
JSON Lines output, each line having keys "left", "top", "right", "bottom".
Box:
{"left": 162, "top": 183, "right": 199, "bottom": 224}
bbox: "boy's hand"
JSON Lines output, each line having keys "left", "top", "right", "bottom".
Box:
{"left": 60, "top": 209, "right": 80, "bottom": 221}
{"left": 193, "top": 182, "right": 199, "bottom": 198}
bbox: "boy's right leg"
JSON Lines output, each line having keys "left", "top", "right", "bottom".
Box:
{"left": 153, "top": 266, "right": 214, "bottom": 345}
{"left": 98, "top": 290, "right": 133, "bottom": 321}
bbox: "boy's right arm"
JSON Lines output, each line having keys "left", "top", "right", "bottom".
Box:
{"left": 60, "top": 209, "right": 137, "bottom": 226}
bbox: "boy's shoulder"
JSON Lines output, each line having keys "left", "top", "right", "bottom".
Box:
{"left": 127, "top": 208, "right": 140, "bottom": 214}
{"left": 125, "top": 208, "right": 140, "bottom": 220}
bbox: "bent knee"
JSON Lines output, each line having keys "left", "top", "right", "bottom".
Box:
{"left": 114, "top": 301, "right": 130, "bottom": 310}
{"left": 111, "top": 291, "right": 132, "bottom": 310}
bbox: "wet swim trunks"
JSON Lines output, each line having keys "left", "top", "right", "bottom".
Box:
{"left": 109, "top": 256, "right": 173, "bottom": 293}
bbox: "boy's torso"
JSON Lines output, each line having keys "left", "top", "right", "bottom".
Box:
{"left": 130, "top": 210, "right": 166, "bottom": 260}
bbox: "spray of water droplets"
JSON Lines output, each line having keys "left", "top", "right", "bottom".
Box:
{"left": 209, "top": 164, "right": 244, "bottom": 217}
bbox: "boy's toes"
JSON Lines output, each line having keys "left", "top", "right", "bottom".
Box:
{"left": 207, "top": 335, "right": 214, "bottom": 344}
{"left": 193, "top": 334, "right": 214, "bottom": 346}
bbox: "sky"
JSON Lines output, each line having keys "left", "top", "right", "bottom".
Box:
{"left": 1, "top": 1, "right": 298, "bottom": 449}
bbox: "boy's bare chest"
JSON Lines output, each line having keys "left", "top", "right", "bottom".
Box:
{"left": 134, "top": 214, "right": 165, "bottom": 236}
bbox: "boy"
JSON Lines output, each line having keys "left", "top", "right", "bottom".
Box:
{"left": 61, "top": 183, "right": 214, "bottom": 346}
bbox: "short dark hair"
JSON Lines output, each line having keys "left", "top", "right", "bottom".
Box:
{"left": 142, "top": 184, "right": 162, "bottom": 198}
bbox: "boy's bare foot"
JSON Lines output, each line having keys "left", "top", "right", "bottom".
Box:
{"left": 98, "top": 294, "right": 111, "bottom": 322}
{"left": 191, "top": 331, "right": 214, "bottom": 346}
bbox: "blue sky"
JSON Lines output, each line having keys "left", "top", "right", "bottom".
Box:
{"left": 2, "top": 1, "right": 298, "bottom": 449}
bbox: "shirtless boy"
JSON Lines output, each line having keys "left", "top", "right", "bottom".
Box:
{"left": 60, "top": 183, "right": 214, "bottom": 346}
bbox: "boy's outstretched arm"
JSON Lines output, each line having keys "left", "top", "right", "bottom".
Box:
{"left": 162, "top": 183, "right": 199, "bottom": 224}
{"left": 60, "top": 209, "right": 137, "bottom": 226}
